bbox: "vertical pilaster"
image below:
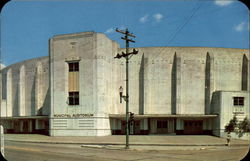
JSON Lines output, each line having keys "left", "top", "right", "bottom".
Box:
{"left": 143, "top": 57, "right": 148, "bottom": 114}
{"left": 210, "top": 54, "right": 215, "bottom": 110}
{"left": 205, "top": 52, "right": 214, "bottom": 114}
{"left": 36, "top": 62, "right": 43, "bottom": 115}
{"left": 176, "top": 52, "right": 182, "bottom": 114}
{"left": 139, "top": 53, "right": 144, "bottom": 114}
{"left": 19, "top": 65, "right": 26, "bottom": 116}
{"left": 6, "top": 69, "right": 12, "bottom": 117}
{"left": 49, "top": 38, "right": 54, "bottom": 136}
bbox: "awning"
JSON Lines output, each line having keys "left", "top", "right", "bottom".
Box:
{"left": 109, "top": 114, "right": 218, "bottom": 119}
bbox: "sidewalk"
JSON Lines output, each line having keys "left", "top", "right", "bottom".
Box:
{"left": 4, "top": 134, "right": 250, "bottom": 147}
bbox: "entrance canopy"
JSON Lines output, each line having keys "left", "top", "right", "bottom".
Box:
{"left": 109, "top": 114, "right": 218, "bottom": 119}
{"left": 0, "top": 116, "right": 49, "bottom": 120}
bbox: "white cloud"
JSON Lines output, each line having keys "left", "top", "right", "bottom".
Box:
{"left": 105, "top": 28, "right": 114, "bottom": 34}
{"left": 234, "top": 22, "right": 248, "bottom": 32}
{"left": 153, "top": 13, "right": 163, "bottom": 22}
{"left": 214, "top": 0, "right": 234, "bottom": 6}
{"left": 105, "top": 26, "right": 127, "bottom": 34}
{"left": 139, "top": 14, "right": 149, "bottom": 23}
{"left": 0, "top": 63, "right": 5, "bottom": 69}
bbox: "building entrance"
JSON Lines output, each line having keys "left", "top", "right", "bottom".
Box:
{"left": 157, "top": 120, "right": 168, "bottom": 134}
{"left": 121, "top": 120, "right": 141, "bottom": 135}
{"left": 184, "top": 120, "right": 203, "bottom": 134}
{"left": 23, "top": 120, "right": 29, "bottom": 133}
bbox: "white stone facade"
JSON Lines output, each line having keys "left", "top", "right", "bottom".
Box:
{"left": 0, "top": 31, "right": 249, "bottom": 138}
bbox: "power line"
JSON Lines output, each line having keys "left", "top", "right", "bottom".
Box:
{"left": 148, "top": 2, "right": 204, "bottom": 62}
{"left": 167, "top": 2, "right": 203, "bottom": 45}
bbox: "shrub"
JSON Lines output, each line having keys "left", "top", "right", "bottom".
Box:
{"left": 224, "top": 115, "right": 238, "bottom": 134}
{"left": 225, "top": 116, "right": 250, "bottom": 138}
{"left": 237, "top": 117, "right": 250, "bottom": 137}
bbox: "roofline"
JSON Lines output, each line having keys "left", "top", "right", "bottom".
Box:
{"left": 2, "top": 56, "right": 49, "bottom": 70}
{"left": 119, "top": 46, "right": 250, "bottom": 50}
{"left": 51, "top": 31, "right": 95, "bottom": 40}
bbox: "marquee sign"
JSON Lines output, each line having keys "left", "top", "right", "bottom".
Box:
{"left": 53, "top": 114, "right": 94, "bottom": 118}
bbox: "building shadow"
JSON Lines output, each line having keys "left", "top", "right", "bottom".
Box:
{"left": 139, "top": 53, "right": 144, "bottom": 115}
{"left": 41, "top": 88, "right": 50, "bottom": 115}
{"left": 171, "top": 52, "right": 177, "bottom": 114}
{"left": 205, "top": 52, "right": 211, "bottom": 114}
{"left": 241, "top": 54, "right": 248, "bottom": 91}
{"left": 31, "top": 69, "right": 37, "bottom": 115}
{"left": 13, "top": 85, "right": 19, "bottom": 116}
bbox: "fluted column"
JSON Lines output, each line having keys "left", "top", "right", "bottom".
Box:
{"left": 6, "top": 69, "right": 12, "bottom": 117}
{"left": 171, "top": 52, "right": 182, "bottom": 114}
{"left": 36, "top": 62, "right": 43, "bottom": 115}
{"left": 19, "top": 65, "right": 26, "bottom": 116}
{"left": 205, "top": 52, "right": 214, "bottom": 114}
{"left": 139, "top": 53, "right": 145, "bottom": 114}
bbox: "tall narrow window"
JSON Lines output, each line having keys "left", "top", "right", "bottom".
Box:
{"left": 69, "top": 62, "right": 79, "bottom": 72}
{"left": 233, "top": 97, "right": 244, "bottom": 106}
{"left": 69, "top": 92, "right": 79, "bottom": 105}
{"left": 68, "top": 62, "right": 79, "bottom": 105}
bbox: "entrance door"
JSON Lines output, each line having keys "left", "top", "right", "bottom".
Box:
{"left": 134, "top": 121, "right": 140, "bottom": 135}
{"left": 23, "top": 120, "right": 29, "bottom": 133}
{"left": 184, "top": 120, "right": 203, "bottom": 134}
{"left": 14, "top": 121, "right": 19, "bottom": 133}
{"left": 121, "top": 121, "right": 126, "bottom": 134}
{"left": 129, "top": 121, "right": 140, "bottom": 135}
{"left": 122, "top": 120, "right": 141, "bottom": 135}
{"left": 157, "top": 120, "right": 168, "bottom": 134}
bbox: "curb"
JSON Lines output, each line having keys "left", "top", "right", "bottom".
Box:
{"left": 5, "top": 139, "right": 250, "bottom": 147}
{"left": 80, "top": 144, "right": 250, "bottom": 151}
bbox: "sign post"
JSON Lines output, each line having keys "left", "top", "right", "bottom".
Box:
{"left": 0, "top": 125, "right": 4, "bottom": 157}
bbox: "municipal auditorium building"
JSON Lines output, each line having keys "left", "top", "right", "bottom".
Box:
{"left": 0, "top": 31, "right": 249, "bottom": 138}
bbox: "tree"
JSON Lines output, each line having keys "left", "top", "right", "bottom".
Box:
{"left": 237, "top": 117, "right": 250, "bottom": 137}
{"left": 224, "top": 115, "right": 238, "bottom": 134}
{"left": 225, "top": 115, "right": 250, "bottom": 138}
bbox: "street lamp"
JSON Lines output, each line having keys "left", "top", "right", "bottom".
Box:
{"left": 119, "top": 86, "right": 123, "bottom": 103}
{"left": 119, "top": 86, "right": 127, "bottom": 103}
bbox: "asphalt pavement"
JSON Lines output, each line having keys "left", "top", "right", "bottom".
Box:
{"left": 3, "top": 140, "right": 250, "bottom": 161}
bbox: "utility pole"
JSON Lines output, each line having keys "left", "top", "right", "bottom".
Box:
{"left": 114, "top": 28, "right": 138, "bottom": 149}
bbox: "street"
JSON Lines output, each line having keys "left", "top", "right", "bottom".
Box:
{"left": 3, "top": 141, "right": 249, "bottom": 161}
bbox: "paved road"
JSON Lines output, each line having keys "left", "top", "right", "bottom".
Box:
{"left": 4, "top": 141, "right": 249, "bottom": 161}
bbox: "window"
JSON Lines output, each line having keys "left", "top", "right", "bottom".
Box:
{"left": 68, "top": 62, "right": 79, "bottom": 105}
{"left": 68, "top": 62, "right": 79, "bottom": 72}
{"left": 233, "top": 97, "right": 244, "bottom": 106}
{"left": 68, "top": 92, "right": 79, "bottom": 105}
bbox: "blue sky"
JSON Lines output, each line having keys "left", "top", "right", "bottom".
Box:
{"left": 1, "top": 0, "right": 249, "bottom": 66}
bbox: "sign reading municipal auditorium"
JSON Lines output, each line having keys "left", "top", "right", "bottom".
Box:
{"left": 53, "top": 114, "right": 94, "bottom": 118}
